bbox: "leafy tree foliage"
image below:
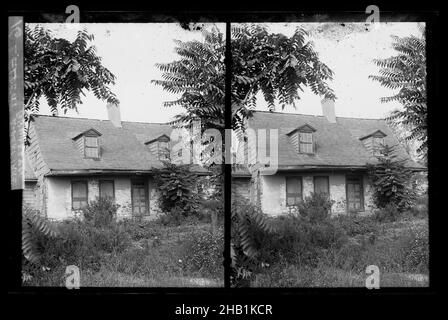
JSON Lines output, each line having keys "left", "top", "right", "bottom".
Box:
{"left": 151, "top": 27, "right": 225, "bottom": 130}
{"left": 153, "top": 24, "right": 336, "bottom": 282}
{"left": 152, "top": 162, "right": 202, "bottom": 216}
{"left": 367, "top": 144, "right": 416, "bottom": 211}
{"left": 22, "top": 207, "right": 58, "bottom": 264}
{"left": 231, "top": 24, "right": 336, "bottom": 131}
{"left": 369, "top": 26, "right": 426, "bottom": 157}
{"left": 24, "top": 25, "right": 119, "bottom": 122}
{"left": 152, "top": 24, "right": 336, "bottom": 132}
{"left": 231, "top": 201, "right": 275, "bottom": 286}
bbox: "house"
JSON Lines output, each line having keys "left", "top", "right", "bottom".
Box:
{"left": 24, "top": 103, "right": 207, "bottom": 220}
{"left": 232, "top": 100, "right": 425, "bottom": 216}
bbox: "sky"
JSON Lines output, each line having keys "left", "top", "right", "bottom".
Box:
{"left": 29, "top": 22, "right": 423, "bottom": 122}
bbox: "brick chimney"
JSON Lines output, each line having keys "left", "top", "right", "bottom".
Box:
{"left": 107, "top": 102, "right": 122, "bottom": 128}
{"left": 321, "top": 99, "right": 336, "bottom": 123}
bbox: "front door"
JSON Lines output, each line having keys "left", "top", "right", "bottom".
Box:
{"left": 131, "top": 181, "right": 148, "bottom": 216}
{"left": 346, "top": 175, "right": 364, "bottom": 212}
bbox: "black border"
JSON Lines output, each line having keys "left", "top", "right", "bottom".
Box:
{"left": 6, "top": 3, "right": 443, "bottom": 316}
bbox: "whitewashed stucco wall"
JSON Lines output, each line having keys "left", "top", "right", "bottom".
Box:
{"left": 45, "top": 176, "right": 161, "bottom": 221}
{"left": 259, "top": 172, "right": 374, "bottom": 216}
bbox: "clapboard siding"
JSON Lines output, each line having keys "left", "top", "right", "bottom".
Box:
{"left": 26, "top": 122, "right": 50, "bottom": 180}
{"left": 288, "top": 132, "right": 299, "bottom": 153}
{"left": 23, "top": 181, "right": 37, "bottom": 209}
{"left": 361, "top": 137, "right": 373, "bottom": 153}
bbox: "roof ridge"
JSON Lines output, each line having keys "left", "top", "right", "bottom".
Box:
{"left": 30, "top": 113, "right": 170, "bottom": 125}
{"left": 252, "top": 110, "right": 385, "bottom": 121}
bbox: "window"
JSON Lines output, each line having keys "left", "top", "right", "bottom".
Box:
{"left": 346, "top": 175, "right": 364, "bottom": 212}
{"left": 299, "top": 132, "right": 313, "bottom": 154}
{"left": 85, "top": 136, "right": 99, "bottom": 158}
{"left": 372, "top": 137, "right": 385, "bottom": 156}
{"left": 314, "top": 176, "right": 330, "bottom": 195}
{"left": 286, "top": 176, "right": 302, "bottom": 206}
{"left": 99, "top": 180, "right": 114, "bottom": 201}
{"left": 131, "top": 181, "right": 148, "bottom": 216}
{"left": 72, "top": 181, "right": 88, "bottom": 210}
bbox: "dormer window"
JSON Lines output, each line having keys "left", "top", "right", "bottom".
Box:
{"left": 299, "top": 132, "right": 313, "bottom": 153}
{"left": 359, "top": 130, "right": 387, "bottom": 156}
{"left": 72, "top": 129, "right": 102, "bottom": 159}
{"left": 145, "top": 134, "right": 171, "bottom": 161}
{"left": 287, "top": 124, "right": 316, "bottom": 155}
{"left": 85, "top": 136, "right": 99, "bottom": 158}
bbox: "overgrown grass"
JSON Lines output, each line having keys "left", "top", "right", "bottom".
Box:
{"left": 22, "top": 218, "right": 224, "bottom": 287}
{"left": 250, "top": 212, "right": 429, "bottom": 288}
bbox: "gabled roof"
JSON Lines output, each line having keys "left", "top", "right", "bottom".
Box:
{"left": 286, "top": 123, "right": 316, "bottom": 135}
{"left": 244, "top": 110, "right": 423, "bottom": 170}
{"left": 72, "top": 128, "right": 102, "bottom": 140}
{"left": 145, "top": 134, "right": 170, "bottom": 145}
{"left": 28, "top": 115, "right": 176, "bottom": 172}
{"left": 359, "top": 129, "right": 387, "bottom": 140}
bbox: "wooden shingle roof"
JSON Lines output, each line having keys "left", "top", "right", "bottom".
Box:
{"left": 29, "top": 115, "right": 193, "bottom": 173}
{"left": 245, "top": 110, "right": 423, "bottom": 170}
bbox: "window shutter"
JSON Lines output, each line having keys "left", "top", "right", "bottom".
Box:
{"left": 286, "top": 177, "right": 302, "bottom": 206}
{"left": 99, "top": 180, "right": 114, "bottom": 200}
{"left": 72, "top": 181, "right": 88, "bottom": 210}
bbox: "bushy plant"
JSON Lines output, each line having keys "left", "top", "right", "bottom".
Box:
{"left": 119, "top": 219, "right": 155, "bottom": 241}
{"left": 180, "top": 228, "right": 224, "bottom": 278}
{"left": 297, "top": 192, "right": 334, "bottom": 224}
{"left": 373, "top": 203, "right": 401, "bottom": 222}
{"left": 155, "top": 207, "right": 186, "bottom": 226}
{"left": 29, "top": 218, "right": 131, "bottom": 273}
{"left": 152, "top": 162, "right": 202, "bottom": 217}
{"left": 22, "top": 207, "right": 58, "bottom": 264}
{"left": 253, "top": 215, "right": 348, "bottom": 267}
{"left": 82, "top": 197, "right": 119, "bottom": 227}
{"left": 401, "top": 226, "right": 429, "bottom": 273}
{"left": 368, "top": 144, "right": 416, "bottom": 211}
{"left": 335, "top": 214, "right": 378, "bottom": 237}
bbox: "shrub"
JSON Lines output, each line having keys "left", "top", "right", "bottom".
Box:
{"left": 33, "top": 218, "right": 131, "bottom": 272}
{"left": 368, "top": 144, "right": 416, "bottom": 211}
{"left": 406, "top": 194, "right": 428, "bottom": 219}
{"left": 82, "top": 197, "right": 119, "bottom": 227}
{"left": 335, "top": 214, "right": 378, "bottom": 237}
{"left": 181, "top": 228, "right": 224, "bottom": 279}
{"left": 152, "top": 162, "right": 202, "bottom": 216}
{"left": 373, "top": 203, "right": 401, "bottom": 222}
{"left": 155, "top": 207, "right": 186, "bottom": 226}
{"left": 401, "top": 225, "right": 429, "bottom": 273}
{"left": 297, "top": 192, "right": 334, "bottom": 224}
{"left": 253, "top": 214, "right": 348, "bottom": 268}
{"left": 119, "top": 219, "right": 156, "bottom": 241}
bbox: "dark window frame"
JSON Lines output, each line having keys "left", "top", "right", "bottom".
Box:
{"left": 314, "top": 175, "right": 330, "bottom": 196}
{"left": 345, "top": 175, "right": 365, "bottom": 212}
{"left": 84, "top": 135, "right": 100, "bottom": 159}
{"left": 99, "top": 179, "right": 115, "bottom": 202}
{"left": 71, "top": 180, "right": 88, "bottom": 210}
{"left": 372, "top": 137, "right": 385, "bottom": 156}
{"left": 158, "top": 139, "right": 170, "bottom": 161}
{"left": 298, "top": 131, "right": 314, "bottom": 154}
{"left": 286, "top": 176, "right": 303, "bottom": 206}
{"left": 131, "top": 179, "right": 149, "bottom": 216}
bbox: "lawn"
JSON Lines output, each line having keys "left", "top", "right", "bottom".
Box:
{"left": 249, "top": 214, "right": 429, "bottom": 288}
{"left": 22, "top": 219, "right": 224, "bottom": 287}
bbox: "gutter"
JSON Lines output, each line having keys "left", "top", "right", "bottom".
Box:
{"left": 45, "top": 167, "right": 211, "bottom": 176}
